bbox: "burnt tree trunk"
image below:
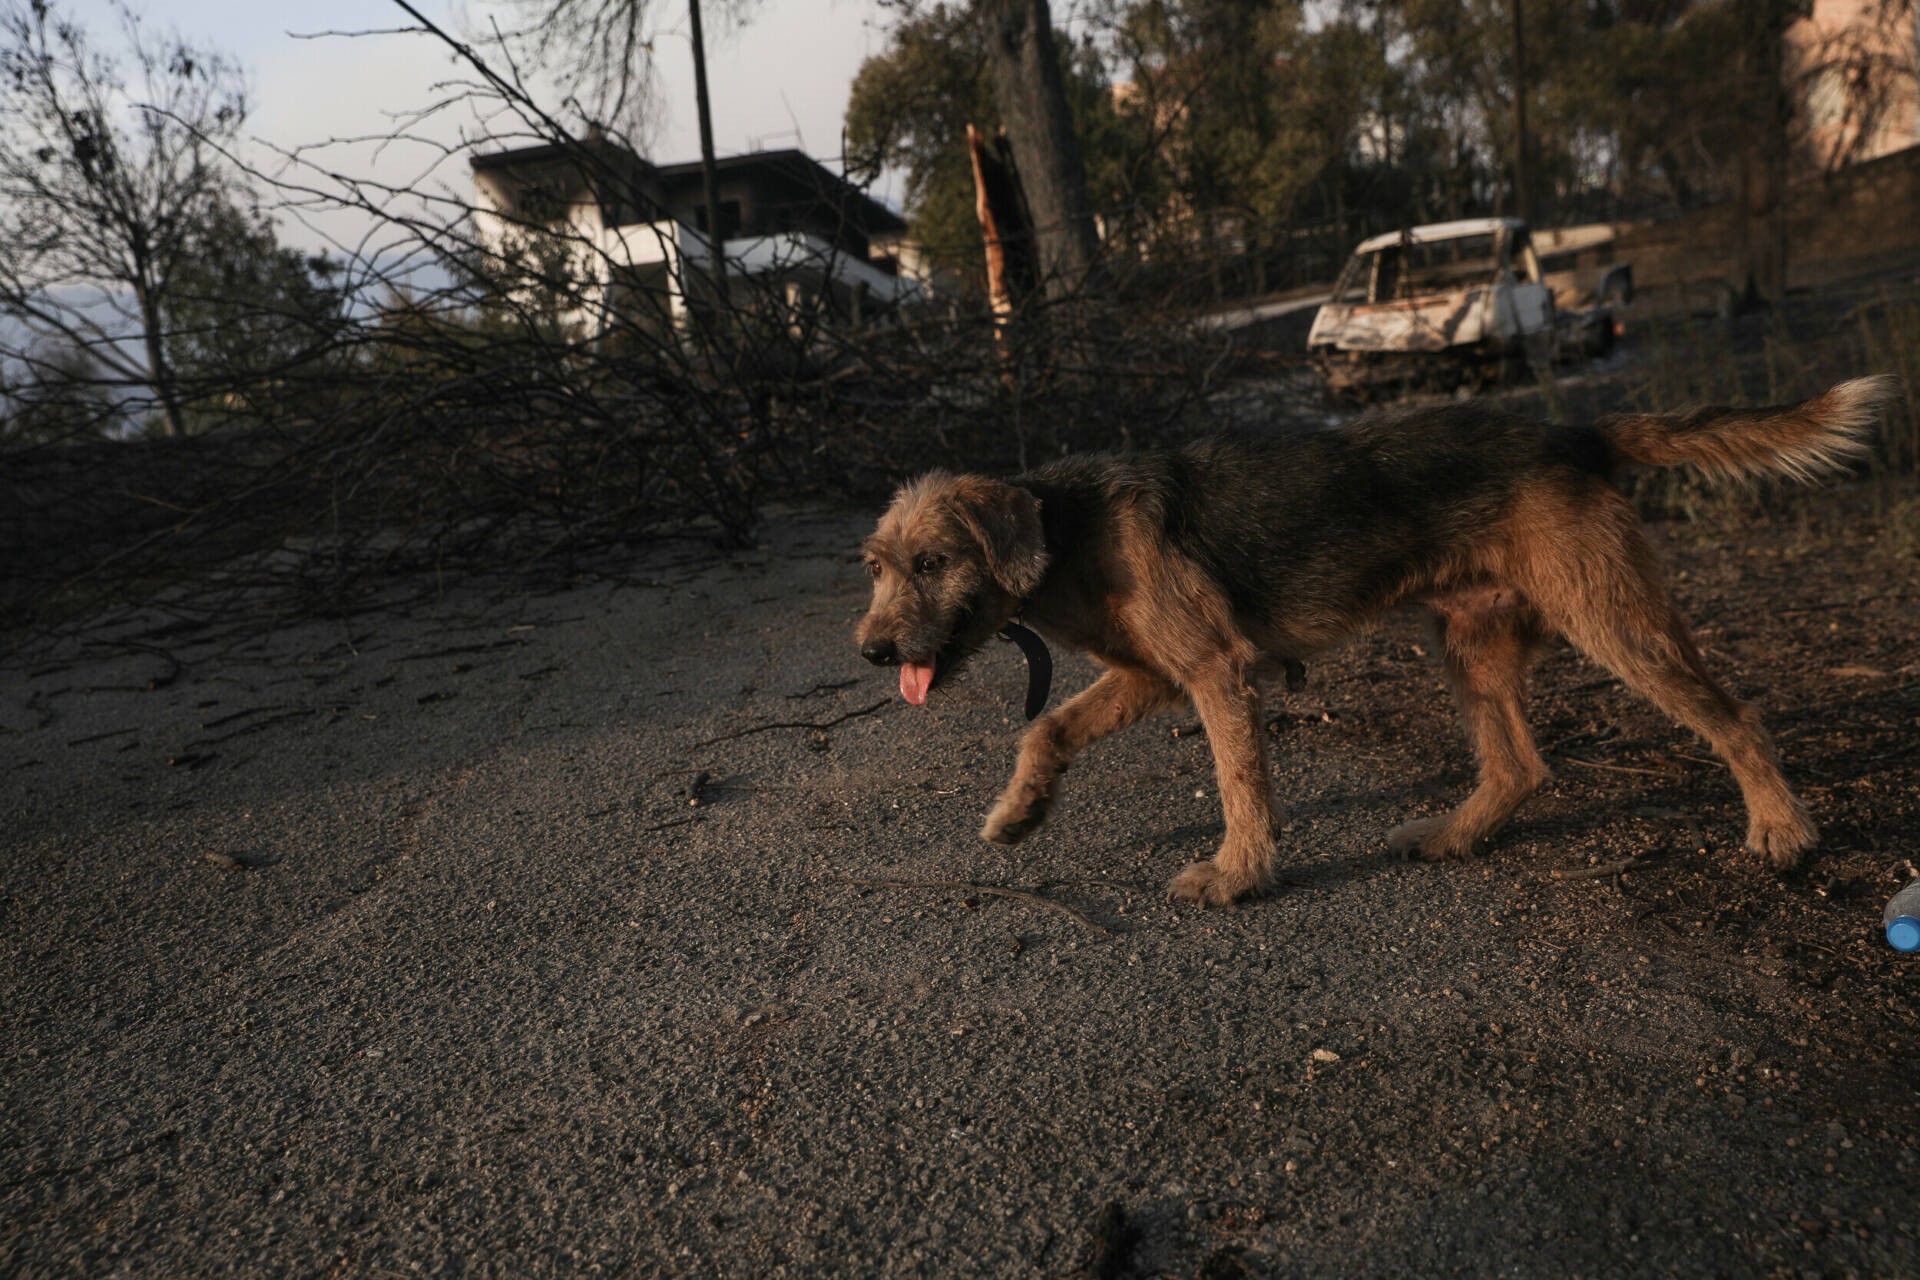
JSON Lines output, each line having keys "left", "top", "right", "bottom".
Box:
{"left": 1510, "top": 0, "right": 1531, "bottom": 224}
{"left": 967, "top": 123, "right": 1034, "bottom": 328}
{"left": 1733, "top": 0, "right": 1803, "bottom": 308}
{"left": 980, "top": 0, "right": 1100, "bottom": 301}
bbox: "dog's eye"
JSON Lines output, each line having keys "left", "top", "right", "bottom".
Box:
{"left": 865, "top": 560, "right": 881, "bottom": 578}
{"left": 915, "top": 554, "right": 946, "bottom": 575}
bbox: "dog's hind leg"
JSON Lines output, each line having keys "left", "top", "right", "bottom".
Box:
{"left": 1390, "top": 593, "right": 1551, "bottom": 860}
{"left": 982, "top": 666, "right": 1182, "bottom": 846}
{"left": 1167, "top": 662, "right": 1279, "bottom": 906}
{"left": 1514, "top": 489, "right": 1816, "bottom": 869}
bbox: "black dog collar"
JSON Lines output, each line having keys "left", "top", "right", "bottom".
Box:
{"left": 997, "top": 622, "right": 1052, "bottom": 720}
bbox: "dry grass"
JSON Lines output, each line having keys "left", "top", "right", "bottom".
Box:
{"left": 1611, "top": 283, "right": 1920, "bottom": 521}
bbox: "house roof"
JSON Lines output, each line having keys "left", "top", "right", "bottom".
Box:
{"left": 650, "top": 149, "right": 905, "bottom": 234}
{"left": 1350, "top": 218, "right": 1527, "bottom": 255}
{"left": 469, "top": 137, "right": 658, "bottom": 178}
{"left": 469, "top": 141, "right": 905, "bottom": 235}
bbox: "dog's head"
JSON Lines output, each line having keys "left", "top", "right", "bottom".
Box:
{"left": 856, "top": 471, "right": 1047, "bottom": 705}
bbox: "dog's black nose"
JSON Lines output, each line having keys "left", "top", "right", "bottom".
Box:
{"left": 861, "top": 638, "right": 898, "bottom": 666}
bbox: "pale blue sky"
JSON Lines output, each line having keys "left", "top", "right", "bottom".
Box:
{"left": 127, "top": 1, "right": 899, "bottom": 246}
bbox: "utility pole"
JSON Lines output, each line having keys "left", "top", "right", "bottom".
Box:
{"left": 1510, "top": 0, "right": 1531, "bottom": 223}
{"left": 688, "top": 0, "right": 726, "bottom": 300}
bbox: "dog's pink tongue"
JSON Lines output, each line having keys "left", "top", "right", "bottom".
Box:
{"left": 899, "top": 660, "right": 934, "bottom": 706}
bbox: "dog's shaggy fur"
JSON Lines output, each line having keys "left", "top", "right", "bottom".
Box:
{"left": 856, "top": 377, "right": 1895, "bottom": 905}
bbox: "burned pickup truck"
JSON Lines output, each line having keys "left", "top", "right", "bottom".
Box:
{"left": 1307, "top": 217, "right": 1624, "bottom": 398}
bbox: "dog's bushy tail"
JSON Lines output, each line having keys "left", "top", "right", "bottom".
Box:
{"left": 1594, "top": 375, "right": 1898, "bottom": 484}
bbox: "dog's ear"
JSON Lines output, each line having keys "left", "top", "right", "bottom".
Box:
{"left": 949, "top": 476, "right": 1047, "bottom": 598}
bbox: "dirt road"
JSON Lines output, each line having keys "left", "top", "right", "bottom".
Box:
{"left": 4, "top": 486, "right": 1917, "bottom": 1277}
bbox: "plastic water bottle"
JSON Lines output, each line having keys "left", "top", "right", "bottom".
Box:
{"left": 1887, "top": 879, "right": 1920, "bottom": 953}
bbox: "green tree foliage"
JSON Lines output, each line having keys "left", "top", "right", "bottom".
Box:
{"left": 1372, "top": 0, "right": 1699, "bottom": 217}
{"left": 846, "top": 4, "right": 993, "bottom": 271}
{"left": 850, "top": 0, "right": 1915, "bottom": 304}
{"left": 1104, "top": 1, "right": 1400, "bottom": 284}
{"left": 1110, "top": 0, "right": 1289, "bottom": 242}
{"left": 848, "top": 2, "right": 1399, "bottom": 292}
{"left": 845, "top": 2, "right": 1147, "bottom": 282}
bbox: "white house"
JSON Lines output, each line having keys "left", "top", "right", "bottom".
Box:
{"left": 470, "top": 139, "right": 926, "bottom": 340}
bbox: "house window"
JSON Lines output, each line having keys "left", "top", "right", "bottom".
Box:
{"left": 518, "top": 181, "right": 570, "bottom": 224}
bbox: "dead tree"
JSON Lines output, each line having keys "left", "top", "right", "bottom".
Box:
{"left": 1732, "top": 0, "right": 1802, "bottom": 309}
{"left": 966, "top": 122, "right": 1035, "bottom": 372}
{"left": 979, "top": 0, "right": 1100, "bottom": 301}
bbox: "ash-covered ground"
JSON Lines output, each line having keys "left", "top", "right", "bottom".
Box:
{"left": 4, "top": 465, "right": 1917, "bottom": 1276}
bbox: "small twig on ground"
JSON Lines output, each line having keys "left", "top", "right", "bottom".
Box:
{"left": 694, "top": 699, "right": 888, "bottom": 747}
{"left": 1555, "top": 753, "right": 1680, "bottom": 778}
{"left": 188, "top": 709, "right": 312, "bottom": 747}
{"left": 123, "top": 641, "right": 182, "bottom": 690}
{"left": 1775, "top": 600, "right": 1857, "bottom": 615}
{"left": 1549, "top": 857, "right": 1647, "bottom": 881}
{"left": 201, "top": 703, "right": 300, "bottom": 730}
{"left": 394, "top": 639, "right": 524, "bottom": 663}
{"left": 66, "top": 726, "right": 138, "bottom": 746}
{"left": 1038, "top": 875, "right": 1153, "bottom": 894}
{"left": 641, "top": 814, "right": 701, "bottom": 834}
{"left": 786, "top": 678, "right": 859, "bottom": 700}
{"left": 842, "top": 877, "right": 1112, "bottom": 935}
{"left": 204, "top": 848, "right": 283, "bottom": 870}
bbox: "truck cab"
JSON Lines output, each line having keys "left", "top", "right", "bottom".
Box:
{"left": 1307, "top": 217, "right": 1553, "bottom": 396}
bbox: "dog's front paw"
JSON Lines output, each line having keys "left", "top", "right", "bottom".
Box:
{"left": 1387, "top": 814, "right": 1473, "bottom": 861}
{"left": 980, "top": 794, "right": 1051, "bottom": 845}
{"left": 981, "top": 776, "right": 1062, "bottom": 845}
{"left": 981, "top": 808, "right": 1041, "bottom": 846}
{"left": 1166, "top": 859, "right": 1263, "bottom": 907}
{"left": 1746, "top": 808, "right": 1817, "bottom": 872}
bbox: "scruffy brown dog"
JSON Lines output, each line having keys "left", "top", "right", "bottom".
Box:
{"left": 856, "top": 378, "right": 1894, "bottom": 906}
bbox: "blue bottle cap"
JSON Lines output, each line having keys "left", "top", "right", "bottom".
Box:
{"left": 1890, "top": 916, "right": 1920, "bottom": 953}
